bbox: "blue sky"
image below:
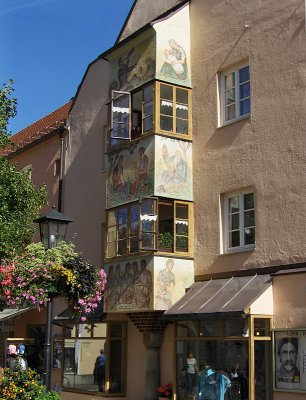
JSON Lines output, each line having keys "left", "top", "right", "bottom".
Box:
{"left": 1, "top": 0, "right": 135, "bottom": 134}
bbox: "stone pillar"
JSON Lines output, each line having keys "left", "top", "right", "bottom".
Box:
{"left": 143, "top": 332, "right": 164, "bottom": 400}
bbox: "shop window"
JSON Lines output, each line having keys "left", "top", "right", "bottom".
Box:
{"left": 108, "top": 82, "right": 191, "bottom": 149}
{"left": 105, "top": 198, "right": 192, "bottom": 259}
{"left": 62, "top": 321, "right": 126, "bottom": 395}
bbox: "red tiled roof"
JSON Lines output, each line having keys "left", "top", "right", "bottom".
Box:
{"left": 3, "top": 99, "right": 73, "bottom": 156}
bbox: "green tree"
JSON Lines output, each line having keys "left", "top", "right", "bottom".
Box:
{"left": 0, "top": 80, "right": 46, "bottom": 261}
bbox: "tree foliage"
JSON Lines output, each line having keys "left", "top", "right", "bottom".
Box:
{"left": 0, "top": 79, "right": 16, "bottom": 148}
{"left": 0, "top": 80, "right": 47, "bottom": 260}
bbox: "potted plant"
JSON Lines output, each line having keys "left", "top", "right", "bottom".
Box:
{"left": 158, "top": 232, "right": 173, "bottom": 251}
{"left": 157, "top": 383, "right": 173, "bottom": 399}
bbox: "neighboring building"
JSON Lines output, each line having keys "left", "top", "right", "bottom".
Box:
{"left": 0, "top": 101, "right": 72, "bottom": 386}
{"left": 60, "top": 1, "right": 306, "bottom": 400}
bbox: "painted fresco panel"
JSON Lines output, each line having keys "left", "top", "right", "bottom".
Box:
{"left": 106, "top": 137, "right": 154, "bottom": 208}
{"left": 104, "top": 256, "right": 154, "bottom": 312}
{"left": 154, "top": 256, "right": 194, "bottom": 310}
{"left": 155, "top": 135, "right": 193, "bottom": 200}
{"left": 108, "top": 34, "right": 156, "bottom": 94}
{"left": 155, "top": 5, "right": 191, "bottom": 87}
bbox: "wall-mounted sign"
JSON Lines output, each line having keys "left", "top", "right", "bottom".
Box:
{"left": 274, "top": 329, "right": 306, "bottom": 392}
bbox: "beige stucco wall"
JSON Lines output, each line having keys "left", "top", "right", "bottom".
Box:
{"left": 62, "top": 58, "right": 110, "bottom": 267}
{"left": 9, "top": 134, "right": 62, "bottom": 214}
{"left": 191, "top": 0, "right": 306, "bottom": 275}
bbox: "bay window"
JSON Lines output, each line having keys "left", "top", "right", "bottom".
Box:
{"left": 105, "top": 198, "right": 192, "bottom": 259}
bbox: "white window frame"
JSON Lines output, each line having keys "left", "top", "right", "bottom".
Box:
{"left": 21, "top": 164, "right": 32, "bottom": 179}
{"left": 223, "top": 190, "right": 255, "bottom": 253}
{"left": 220, "top": 63, "right": 250, "bottom": 126}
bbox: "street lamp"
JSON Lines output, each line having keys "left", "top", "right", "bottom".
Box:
{"left": 34, "top": 210, "right": 73, "bottom": 391}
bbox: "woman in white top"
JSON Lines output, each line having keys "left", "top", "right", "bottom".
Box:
{"left": 186, "top": 352, "right": 200, "bottom": 394}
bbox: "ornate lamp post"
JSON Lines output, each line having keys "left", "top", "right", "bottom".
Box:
{"left": 34, "top": 210, "right": 73, "bottom": 391}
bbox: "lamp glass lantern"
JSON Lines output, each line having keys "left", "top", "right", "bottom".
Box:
{"left": 35, "top": 210, "right": 74, "bottom": 249}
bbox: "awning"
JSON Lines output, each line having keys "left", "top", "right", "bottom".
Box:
{"left": 164, "top": 274, "right": 272, "bottom": 319}
{"left": 0, "top": 308, "right": 30, "bottom": 321}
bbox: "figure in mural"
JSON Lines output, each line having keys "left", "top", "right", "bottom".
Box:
{"left": 276, "top": 337, "right": 300, "bottom": 383}
{"left": 145, "top": 56, "right": 155, "bottom": 79}
{"left": 135, "top": 259, "right": 153, "bottom": 308}
{"left": 160, "top": 39, "right": 188, "bottom": 80}
{"left": 112, "top": 154, "right": 126, "bottom": 193}
{"left": 120, "top": 263, "right": 135, "bottom": 306}
{"left": 155, "top": 258, "right": 175, "bottom": 309}
{"left": 131, "top": 146, "right": 149, "bottom": 197}
{"left": 118, "top": 47, "right": 136, "bottom": 89}
{"left": 158, "top": 144, "right": 188, "bottom": 192}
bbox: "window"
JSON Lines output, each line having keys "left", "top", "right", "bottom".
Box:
{"left": 62, "top": 321, "right": 126, "bottom": 394}
{"left": 224, "top": 191, "right": 255, "bottom": 252}
{"left": 21, "top": 164, "right": 32, "bottom": 179}
{"left": 105, "top": 198, "right": 192, "bottom": 259}
{"left": 108, "top": 82, "right": 191, "bottom": 149}
{"left": 157, "top": 83, "right": 190, "bottom": 136}
{"left": 221, "top": 64, "right": 250, "bottom": 124}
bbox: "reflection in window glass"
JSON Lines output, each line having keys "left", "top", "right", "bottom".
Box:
{"left": 177, "top": 321, "right": 197, "bottom": 337}
{"left": 199, "top": 319, "right": 222, "bottom": 337}
{"left": 226, "top": 318, "right": 249, "bottom": 337}
{"left": 255, "top": 341, "right": 270, "bottom": 400}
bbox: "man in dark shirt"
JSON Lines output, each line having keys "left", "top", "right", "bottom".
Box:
{"left": 94, "top": 349, "right": 106, "bottom": 392}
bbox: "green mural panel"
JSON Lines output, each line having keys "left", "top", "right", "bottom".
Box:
{"left": 106, "top": 137, "right": 154, "bottom": 209}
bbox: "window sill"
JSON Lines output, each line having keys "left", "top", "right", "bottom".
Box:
{"left": 220, "top": 246, "right": 255, "bottom": 256}
{"left": 218, "top": 113, "right": 251, "bottom": 129}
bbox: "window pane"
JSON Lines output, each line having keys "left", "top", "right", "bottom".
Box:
{"left": 240, "top": 98, "right": 250, "bottom": 116}
{"left": 176, "top": 88, "right": 188, "bottom": 104}
{"left": 112, "top": 123, "right": 129, "bottom": 139}
{"left": 244, "top": 210, "right": 254, "bottom": 227}
{"left": 244, "top": 193, "right": 254, "bottom": 210}
{"left": 225, "top": 104, "right": 236, "bottom": 121}
{"left": 176, "top": 321, "right": 197, "bottom": 337}
{"left": 240, "top": 82, "right": 250, "bottom": 99}
{"left": 160, "top": 115, "right": 173, "bottom": 132}
{"left": 109, "top": 340, "right": 124, "bottom": 393}
{"left": 143, "top": 85, "right": 153, "bottom": 102}
{"left": 199, "top": 319, "right": 222, "bottom": 337}
{"left": 118, "top": 239, "right": 127, "bottom": 255}
{"left": 143, "top": 100, "right": 153, "bottom": 117}
{"left": 130, "top": 237, "right": 139, "bottom": 253}
{"left": 118, "top": 208, "right": 127, "bottom": 224}
{"left": 176, "top": 222, "right": 188, "bottom": 235}
{"left": 118, "top": 226, "right": 127, "bottom": 240}
{"left": 160, "top": 84, "right": 173, "bottom": 101}
{"left": 143, "top": 116, "right": 153, "bottom": 132}
{"left": 108, "top": 211, "right": 117, "bottom": 226}
{"left": 176, "top": 204, "right": 189, "bottom": 219}
{"left": 131, "top": 204, "right": 139, "bottom": 221}
{"left": 176, "top": 118, "right": 188, "bottom": 135}
{"left": 110, "top": 323, "right": 123, "bottom": 337}
{"left": 254, "top": 318, "right": 270, "bottom": 337}
{"left": 176, "top": 104, "right": 188, "bottom": 119}
{"left": 107, "top": 242, "right": 117, "bottom": 258}
{"left": 255, "top": 341, "right": 270, "bottom": 400}
{"left": 176, "top": 236, "right": 188, "bottom": 252}
{"left": 225, "top": 72, "right": 235, "bottom": 89}
{"left": 130, "top": 221, "right": 139, "bottom": 236}
{"left": 107, "top": 226, "right": 116, "bottom": 242}
{"left": 239, "top": 66, "right": 249, "bottom": 83}
{"left": 141, "top": 198, "right": 155, "bottom": 215}
{"left": 229, "top": 196, "right": 239, "bottom": 213}
{"left": 229, "top": 230, "right": 240, "bottom": 247}
{"left": 225, "top": 317, "right": 248, "bottom": 337}
{"left": 160, "top": 100, "right": 173, "bottom": 116}
{"left": 230, "top": 213, "right": 240, "bottom": 230}
{"left": 244, "top": 227, "right": 255, "bottom": 245}
{"left": 225, "top": 89, "right": 235, "bottom": 105}
{"left": 141, "top": 232, "right": 154, "bottom": 248}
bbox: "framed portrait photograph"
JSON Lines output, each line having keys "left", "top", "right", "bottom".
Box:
{"left": 273, "top": 329, "right": 306, "bottom": 392}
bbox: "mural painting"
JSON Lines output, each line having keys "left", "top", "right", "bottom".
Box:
{"left": 108, "top": 35, "right": 156, "bottom": 94}
{"left": 154, "top": 256, "right": 194, "bottom": 311}
{"left": 106, "top": 137, "right": 154, "bottom": 208}
{"left": 104, "top": 256, "right": 154, "bottom": 312}
{"left": 155, "top": 136, "right": 192, "bottom": 200}
{"left": 155, "top": 5, "right": 191, "bottom": 87}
